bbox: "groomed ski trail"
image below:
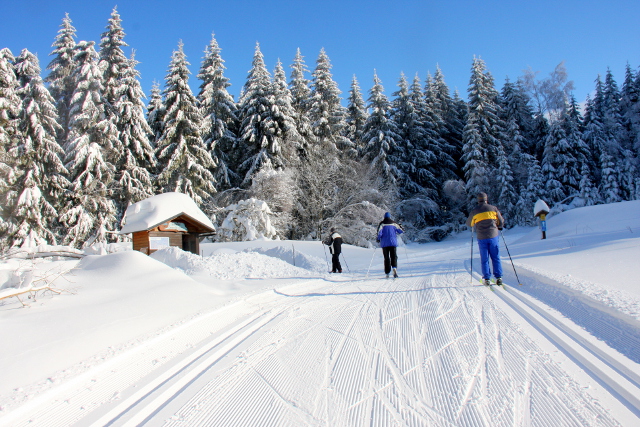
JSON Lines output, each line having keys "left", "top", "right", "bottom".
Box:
{"left": 2, "top": 247, "right": 637, "bottom": 426}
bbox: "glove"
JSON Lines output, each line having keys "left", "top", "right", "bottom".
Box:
{"left": 498, "top": 227, "right": 503, "bottom": 231}
{"left": 376, "top": 238, "right": 380, "bottom": 243}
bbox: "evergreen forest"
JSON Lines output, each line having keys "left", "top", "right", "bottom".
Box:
{"left": 1, "top": 9, "right": 639, "bottom": 249}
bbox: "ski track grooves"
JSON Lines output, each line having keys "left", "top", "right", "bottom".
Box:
{"left": 2, "top": 250, "right": 635, "bottom": 426}
{"left": 490, "top": 281, "right": 640, "bottom": 418}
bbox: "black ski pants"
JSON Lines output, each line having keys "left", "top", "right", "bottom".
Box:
{"left": 331, "top": 251, "right": 342, "bottom": 273}
{"left": 382, "top": 246, "right": 398, "bottom": 274}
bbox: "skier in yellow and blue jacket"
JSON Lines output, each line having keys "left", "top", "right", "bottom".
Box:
{"left": 466, "top": 192, "right": 504, "bottom": 286}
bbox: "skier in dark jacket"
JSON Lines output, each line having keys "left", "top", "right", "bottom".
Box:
{"left": 376, "top": 212, "right": 404, "bottom": 278}
{"left": 324, "top": 228, "right": 343, "bottom": 273}
{"left": 466, "top": 192, "right": 504, "bottom": 286}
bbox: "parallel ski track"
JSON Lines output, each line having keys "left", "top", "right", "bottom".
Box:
{"left": 2, "top": 252, "right": 634, "bottom": 426}
{"left": 0, "top": 279, "right": 337, "bottom": 427}
{"left": 486, "top": 278, "right": 640, "bottom": 418}
{"left": 154, "top": 261, "right": 620, "bottom": 426}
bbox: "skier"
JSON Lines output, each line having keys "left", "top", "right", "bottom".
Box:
{"left": 466, "top": 192, "right": 504, "bottom": 286}
{"left": 324, "top": 227, "right": 343, "bottom": 273}
{"left": 376, "top": 212, "right": 404, "bottom": 278}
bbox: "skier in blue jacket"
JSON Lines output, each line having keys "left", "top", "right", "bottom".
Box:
{"left": 376, "top": 212, "right": 404, "bottom": 278}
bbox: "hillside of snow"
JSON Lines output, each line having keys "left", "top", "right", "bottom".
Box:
{"left": 0, "top": 201, "right": 639, "bottom": 426}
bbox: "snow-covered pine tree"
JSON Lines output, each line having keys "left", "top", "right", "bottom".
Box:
{"left": 599, "top": 150, "right": 621, "bottom": 203}
{"left": 619, "top": 63, "right": 640, "bottom": 155}
{"left": 99, "top": 7, "right": 128, "bottom": 112}
{"left": 635, "top": 67, "right": 640, "bottom": 152}
{"left": 389, "top": 73, "right": 443, "bottom": 232}
{"left": 156, "top": 41, "right": 217, "bottom": 205}
{"left": 503, "top": 117, "right": 529, "bottom": 193}
{"left": 500, "top": 77, "right": 535, "bottom": 156}
{"left": 288, "top": 48, "right": 314, "bottom": 158}
{"left": 461, "top": 115, "right": 489, "bottom": 206}
{"left": 541, "top": 119, "right": 568, "bottom": 204}
{"left": 236, "top": 43, "right": 281, "bottom": 186}
{"left": 112, "top": 51, "right": 157, "bottom": 226}
{"left": 467, "top": 57, "right": 504, "bottom": 167}
{"left": 582, "top": 77, "right": 607, "bottom": 182}
{"left": 466, "top": 57, "right": 506, "bottom": 199}
{"left": 495, "top": 143, "right": 517, "bottom": 225}
{"left": 390, "top": 73, "right": 435, "bottom": 197}
{"left": 432, "top": 66, "right": 465, "bottom": 176}
{"left": 345, "top": 75, "right": 368, "bottom": 154}
{"left": 197, "top": 33, "right": 239, "bottom": 189}
{"left": 272, "top": 59, "right": 304, "bottom": 162}
{"left": 602, "top": 68, "right": 623, "bottom": 155}
{"left": 0, "top": 48, "right": 21, "bottom": 245}
{"left": 530, "top": 112, "right": 550, "bottom": 162}
{"left": 60, "top": 41, "right": 117, "bottom": 248}
{"left": 618, "top": 149, "right": 638, "bottom": 201}
{"left": 578, "top": 162, "right": 600, "bottom": 206}
{"left": 45, "top": 13, "right": 77, "bottom": 146}
{"left": 408, "top": 74, "right": 439, "bottom": 192}
{"left": 514, "top": 156, "right": 545, "bottom": 226}
{"left": 7, "top": 49, "right": 68, "bottom": 247}
{"left": 561, "top": 97, "right": 589, "bottom": 190}
{"left": 362, "top": 71, "right": 401, "bottom": 191}
{"left": 308, "top": 48, "right": 350, "bottom": 155}
{"left": 450, "top": 89, "right": 469, "bottom": 175}
{"left": 97, "top": 6, "right": 130, "bottom": 170}
{"left": 146, "top": 81, "right": 164, "bottom": 146}
{"left": 423, "top": 71, "right": 457, "bottom": 191}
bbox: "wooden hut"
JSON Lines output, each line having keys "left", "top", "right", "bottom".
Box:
{"left": 119, "top": 193, "right": 215, "bottom": 255}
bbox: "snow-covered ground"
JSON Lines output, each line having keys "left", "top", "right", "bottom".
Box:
{"left": 1, "top": 201, "right": 639, "bottom": 426}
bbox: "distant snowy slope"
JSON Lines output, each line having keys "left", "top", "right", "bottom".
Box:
{"left": 505, "top": 200, "right": 640, "bottom": 321}
{"left": 515, "top": 200, "right": 640, "bottom": 243}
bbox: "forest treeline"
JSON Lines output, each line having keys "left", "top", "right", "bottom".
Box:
{"left": 1, "top": 8, "right": 639, "bottom": 249}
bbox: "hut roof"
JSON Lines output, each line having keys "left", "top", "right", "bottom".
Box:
{"left": 119, "top": 193, "right": 215, "bottom": 234}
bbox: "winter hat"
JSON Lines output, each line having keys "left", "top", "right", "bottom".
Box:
{"left": 384, "top": 212, "right": 391, "bottom": 218}
{"left": 477, "top": 192, "right": 488, "bottom": 202}
{"left": 330, "top": 227, "right": 335, "bottom": 232}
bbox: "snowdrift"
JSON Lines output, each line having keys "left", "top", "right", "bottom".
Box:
{"left": 150, "top": 245, "right": 324, "bottom": 281}
{"left": 515, "top": 199, "right": 640, "bottom": 244}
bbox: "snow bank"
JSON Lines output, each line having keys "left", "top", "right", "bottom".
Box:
{"left": 243, "top": 246, "right": 326, "bottom": 272}
{"left": 515, "top": 200, "right": 640, "bottom": 244}
{"left": 78, "top": 250, "right": 176, "bottom": 274}
{"left": 506, "top": 200, "right": 640, "bottom": 320}
{"left": 150, "top": 246, "right": 319, "bottom": 280}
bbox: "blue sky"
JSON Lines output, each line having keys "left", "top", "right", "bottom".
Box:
{"left": 2, "top": 0, "right": 639, "bottom": 105}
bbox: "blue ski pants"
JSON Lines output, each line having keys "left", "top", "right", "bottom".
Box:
{"left": 477, "top": 236, "right": 503, "bottom": 280}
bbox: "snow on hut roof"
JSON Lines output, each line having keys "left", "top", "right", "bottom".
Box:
{"left": 119, "top": 192, "right": 215, "bottom": 234}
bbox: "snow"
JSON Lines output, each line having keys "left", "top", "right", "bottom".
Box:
{"left": 1, "top": 201, "right": 640, "bottom": 425}
{"left": 119, "top": 192, "right": 215, "bottom": 234}
{"left": 533, "top": 198, "right": 550, "bottom": 216}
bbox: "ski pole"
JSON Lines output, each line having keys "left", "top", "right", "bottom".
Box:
{"left": 341, "top": 253, "right": 351, "bottom": 274}
{"left": 500, "top": 230, "right": 523, "bottom": 285}
{"left": 366, "top": 246, "right": 377, "bottom": 278}
{"left": 470, "top": 231, "right": 474, "bottom": 285}
{"left": 402, "top": 241, "right": 411, "bottom": 277}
